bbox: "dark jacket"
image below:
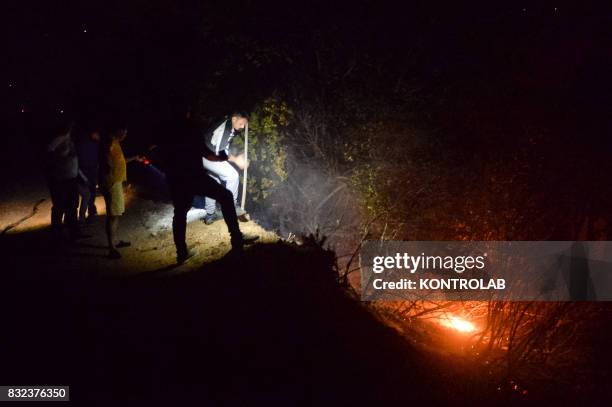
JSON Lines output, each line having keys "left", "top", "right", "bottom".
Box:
{"left": 76, "top": 138, "right": 99, "bottom": 179}
{"left": 157, "top": 118, "right": 208, "bottom": 180}
{"left": 203, "top": 119, "right": 236, "bottom": 160}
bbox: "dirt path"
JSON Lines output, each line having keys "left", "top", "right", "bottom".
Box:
{"left": 0, "top": 186, "right": 279, "bottom": 276}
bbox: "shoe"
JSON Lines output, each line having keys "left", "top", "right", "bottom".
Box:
{"left": 177, "top": 248, "right": 197, "bottom": 265}
{"left": 202, "top": 212, "right": 222, "bottom": 225}
{"left": 241, "top": 232, "right": 259, "bottom": 244}
{"left": 230, "top": 233, "right": 258, "bottom": 252}
{"left": 116, "top": 240, "right": 131, "bottom": 248}
{"left": 235, "top": 205, "right": 246, "bottom": 217}
{"left": 108, "top": 248, "right": 121, "bottom": 259}
{"left": 231, "top": 232, "right": 258, "bottom": 249}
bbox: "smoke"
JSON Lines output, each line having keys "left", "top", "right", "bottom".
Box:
{"left": 249, "top": 161, "right": 362, "bottom": 254}
{"left": 133, "top": 142, "right": 363, "bottom": 255}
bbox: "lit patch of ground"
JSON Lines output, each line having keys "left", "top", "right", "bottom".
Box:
{"left": 0, "top": 184, "right": 278, "bottom": 276}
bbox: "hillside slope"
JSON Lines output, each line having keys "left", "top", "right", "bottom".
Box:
{"left": 1, "top": 235, "right": 445, "bottom": 406}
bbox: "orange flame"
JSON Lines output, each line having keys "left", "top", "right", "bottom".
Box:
{"left": 438, "top": 315, "right": 476, "bottom": 333}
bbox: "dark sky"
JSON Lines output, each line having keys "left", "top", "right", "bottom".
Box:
{"left": 3, "top": 1, "right": 610, "bottom": 132}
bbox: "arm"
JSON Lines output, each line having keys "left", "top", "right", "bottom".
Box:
{"left": 47, "top": 133, "right": 70, "bottom": 152}
{"left": 228, "top": 153, "right": 248, "bottom": 170}
{"left": 78, "top": 169, "right": 89, "bottom": 184}
{"left": 125, "top": 155, "right": 145, "bottom": 163}
{"left": 203, "top": 150, "right": 228, "bottom": 162}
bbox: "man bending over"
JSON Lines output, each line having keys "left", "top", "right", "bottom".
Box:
{"left": 201, "top": 111, "right": 250, "bottom": 224}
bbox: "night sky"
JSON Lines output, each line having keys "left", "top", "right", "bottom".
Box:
{"left": 2, "top": 0, "right": 611, "bottom": 168}
{"left": 5, "top": 2, "right": 609, "bottom": 116}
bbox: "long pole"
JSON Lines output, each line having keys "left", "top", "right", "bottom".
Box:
{"left": 241, "top": 122, "right": 248, "bottom": 210}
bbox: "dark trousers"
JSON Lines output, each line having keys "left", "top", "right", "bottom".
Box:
{"left": 78, "top": 176, "right": 97, "bottom": 220}
{"left": 47, "top": 176, "right": 79, "bottom": 236}
{"left": 169, "top": 173, "right": 241, "bottom": 257}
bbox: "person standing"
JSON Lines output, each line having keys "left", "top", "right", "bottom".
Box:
{"left": 201, "top": 112, "right": 250, "bottom": 224}
{"left": 99, "top": 126, "right": 143, "bottom": 259}
{"left": 45, "top": 122, "right": 82, "bottom": 242}
{"left": 160, "top": 113, "right": 258, "bottom": 264}
{"left": 76, "top": 128, "right": 100, "bottom": 222}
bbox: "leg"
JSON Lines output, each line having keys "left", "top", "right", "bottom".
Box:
{"left": 87, "top": 178, "right": 98, "bottom": 216}
{"left": 103, "top": 184, "right": 124, "bottom": 258}
{"left": 170, "top": 181, "right": 193, "bottom": 259}
{"left": 64, "top": 178, "right": 79, "bottom": 237}
{"left": 106, "top": 216, "right": 119, "bottom": 248}
{"left": 204, "top": 173, "right": 221, "bottom": 215}
{"left": 78, "top": 182, "right": 90, "bottom": 222}
{"left": 197, "top": 174, "right": 241, "bottom": 243}
{"left": 202, "top": 158, "right": 240, "bottom": 211}
{"left": 221, "top": 163, "right": 240, "bottom": 205}
{"left": 192, "top": 195, "right": 206, "bottom": 209}
{"left": 48, "top": 179, "right": 64, "bottom": 237}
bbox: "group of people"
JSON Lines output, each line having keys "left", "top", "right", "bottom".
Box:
{"left": 45, "top": 111, "right": 258, "bottom": 263}
{"left": 45, "top": 123, "right": 143, "bottom": 259}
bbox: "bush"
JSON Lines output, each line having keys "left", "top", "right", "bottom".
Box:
{"left": 232, "top": 98, "right": 290, "bottom": 206}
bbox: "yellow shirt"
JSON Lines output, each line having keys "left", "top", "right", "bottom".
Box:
{"left": 104, "top": 139, "right": 127, "bottom": 187}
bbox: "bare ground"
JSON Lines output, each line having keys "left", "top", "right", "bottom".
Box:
{"left": 0, "top": 184, "right": 279, "bottom": 275}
